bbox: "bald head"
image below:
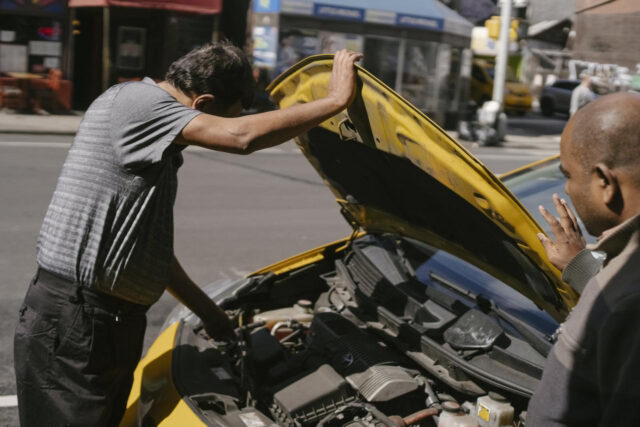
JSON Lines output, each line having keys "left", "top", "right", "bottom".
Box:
{"left": 566, "top": 92, "right": 640, "bottom": 183}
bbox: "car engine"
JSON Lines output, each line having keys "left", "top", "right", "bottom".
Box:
{"left": 169, "top": 234, "right": 549, "bottom": 426}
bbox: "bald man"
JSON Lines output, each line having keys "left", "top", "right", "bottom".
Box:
{"left": 527, "top": 92, "right": 640, "bottom": 426}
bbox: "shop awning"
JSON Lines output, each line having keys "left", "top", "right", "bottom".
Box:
{"left": 277, "top": 0, "right": 472, "bottom": 37}
{"left": 68, "top": 0, "right": 222, "bottom": 14}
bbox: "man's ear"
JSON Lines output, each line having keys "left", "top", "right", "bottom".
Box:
{"left": 594, "top": 163, "right": 620, "bottom": 206}
{"left": 192, "top": 94, "right": 215, "bottom": 111}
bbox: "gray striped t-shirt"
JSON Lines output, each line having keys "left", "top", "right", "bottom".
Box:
{"left": 37, "top": 78, "right": 201, "bottom": 305}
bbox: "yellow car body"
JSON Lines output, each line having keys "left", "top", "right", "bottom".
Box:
{"left": 471, "top": 59, "right": 532, "bottom": 113}
{"left": 121, "top": 56, "right": 575, "bottom": 426}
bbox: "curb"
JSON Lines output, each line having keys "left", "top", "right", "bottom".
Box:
{"left": 0, "top": 112, "right": 83, "bottom": 136}
{"left": 0, "top": 129, "right": 78, "bottom": 135}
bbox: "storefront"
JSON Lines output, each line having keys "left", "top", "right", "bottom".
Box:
{"left": 251, "top": 0, "right": 473, "bottom": 127}
{"left": 0, "top": 0, "right": 69, "bottom": 75}
{"left": 68, "top": 0, "right": 222, "bottom": 109}
{"left": 0, "top": 0, "right": 72, "bottom": 111}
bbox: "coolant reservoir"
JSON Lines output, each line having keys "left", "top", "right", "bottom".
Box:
{"left": 438, "top": 401, "right": 480, "bottom": 427}
{"left": 252, "top": 300, "right": 314, "bottom": 329}
{"left": 475, "top": 392, "right": 514, "bottom": 427}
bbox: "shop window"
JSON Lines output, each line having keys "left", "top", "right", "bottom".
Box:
{"left": 276, "top": 29, "right": 319, "bottom": 75}
{"left": 317, "top": 32, "right": 363, "bottom": 54}
{"left": 399, "top": 41, "right": 439, "bottom": 111}
{"left": 0, "top": 16, "right": 63, "bottom": 73}
{"left": 0, "top": 44, "right": 28, "bottom": 72}
{"left": 116, "top": 26, "right": 146, "bottom": 71}
{"left": 363, "top": 38, "right": 399, "bottom": 89}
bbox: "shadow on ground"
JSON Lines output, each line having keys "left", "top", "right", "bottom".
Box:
{"left": 506, "top": 112, "right": 568, "bottom": 136}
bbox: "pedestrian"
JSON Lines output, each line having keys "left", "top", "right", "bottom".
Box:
{"left": 569, "top": 72, "right": 596, "bottom": 116}
{"left": 527, "top": 92, "right": 640, "bottom": 426}
{"left": 13, "top": 42, "right": 362, "bottom": 427}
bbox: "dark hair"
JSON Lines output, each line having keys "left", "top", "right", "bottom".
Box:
{"left": 165, "top": 41, "right": 255, "bottom": 110}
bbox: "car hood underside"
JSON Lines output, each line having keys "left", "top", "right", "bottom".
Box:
{"left": 268, "top": 55, "right": 577, "bottom": 320}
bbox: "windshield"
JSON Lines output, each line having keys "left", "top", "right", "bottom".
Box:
{"left": 486, "top": 66, "right": 519, "bottom": 83}
{"left": 502, "top": 158, "right": 597, "bottom": 244}
{"left": 402, "top": 237, "right": 559, "bottom": 336}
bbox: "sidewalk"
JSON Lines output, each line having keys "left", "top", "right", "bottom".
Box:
{"left": 0, "top": 111, "right": 83, "bottom": 135}
{"left": 0, "top": 110, "right": 563, "bottom": 151}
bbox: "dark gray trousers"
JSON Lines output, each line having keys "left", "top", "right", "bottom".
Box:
{"left": 14, "top": 268, "right": 148, "bottom": 427}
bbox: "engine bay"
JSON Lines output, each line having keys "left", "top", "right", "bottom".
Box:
{"left": 171, "top": 234, "right": 555, "bottom": 426}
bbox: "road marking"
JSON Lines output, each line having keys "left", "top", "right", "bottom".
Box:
{"left": 0, "top": 141, "right": 556, "bottom": 159}
{"left": 0, "top": 395, "right": 17, "bottom": 408}
{"left": 0, "top": 141, "right": 70, "bottom": 148}
{"left": 0, "top": 141, "right": 302, "bottom": 154}
{"left": 474, "top": 154, "right": 555, "bottom": 161}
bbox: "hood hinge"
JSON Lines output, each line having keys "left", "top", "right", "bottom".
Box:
{"left": 340, "top": 204, "right": 361, "bottom": 243}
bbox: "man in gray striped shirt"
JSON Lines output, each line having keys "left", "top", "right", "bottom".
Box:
{"left": 14, "top": 43, "right": 362, "bottom": 426}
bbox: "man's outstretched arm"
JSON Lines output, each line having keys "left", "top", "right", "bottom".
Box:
{"left": 166, "top": 255, "right": 236, "bottom": 341}
{"left": 175, "top": 50, "right": 362, "bottom": 154}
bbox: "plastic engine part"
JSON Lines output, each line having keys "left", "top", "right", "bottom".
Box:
{"left": 272, "top": 364, "right": 354, "bottom": 426}
{"left": 346, "top": 365, "right": 419, "bottom": 402}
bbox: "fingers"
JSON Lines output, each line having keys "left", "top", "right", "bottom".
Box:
{"left": 552, "top": 193, "right": 575, "bottom": 233}
{"left": 537, "top": 232, "right": 554, "bottom": 253}
{"left": 328, "top": 50, "right": 363, "bottom": 109}
{"left": 333, "top": 49, "right": 363, "bottom": 67}
{"left": 538, "top": 204, "right": 565, "bottom": 242}
{"left": 560, "top": 197, "right": 582, "bottom": 235}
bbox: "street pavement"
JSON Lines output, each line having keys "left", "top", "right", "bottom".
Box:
{"left": 0, "top": 112, "right": 567, "bottom": 425}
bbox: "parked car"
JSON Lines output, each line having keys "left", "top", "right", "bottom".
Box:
{"left": 539, "top": 79, "right": 580, "bottom": 117}
{"left": 471, "top": 59, "right": 533, "bottom": 114}
{"left": 120, "top": 56, "right": 589, "bottom": 427}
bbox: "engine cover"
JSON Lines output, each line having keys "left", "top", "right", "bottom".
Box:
{"left": 346, "top": 365, "right": 418, "bottom": 402}
{"left": 272, "top": 364, "right": 354, "bottom": 426}
{"left": 308, "top": 312, "right": 400, "bottom": 377}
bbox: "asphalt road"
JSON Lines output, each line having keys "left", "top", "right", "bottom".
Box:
{"left": 0, "top": 114, "right": 566, "bottom": 424}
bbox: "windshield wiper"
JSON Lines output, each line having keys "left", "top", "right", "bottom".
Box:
{"left": 428, "top": 272, "right": 552, "bottom": 356}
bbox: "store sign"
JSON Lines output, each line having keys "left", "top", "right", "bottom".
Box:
{"left": 0, "top": 0, "right": 65, "bottom": 14}
{"left": 313, "top": 4, "right": 364, "bottom": 21}
{"left": 254, "top": 0, "right": 280, "bottom": 13}
{"left": 396, "top": 14, "right": 443, "bottom": 31}
{"left": 253, "top": 26, "right": 278, "bottom": 68}
{"left": 37, "top": 26, "right": 62, "bottom": 41}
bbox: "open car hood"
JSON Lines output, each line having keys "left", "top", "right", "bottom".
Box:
{"left": 268, "top": 56, "right": 577, "bottom": 320}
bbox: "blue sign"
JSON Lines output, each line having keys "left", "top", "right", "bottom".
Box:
{"left": 313, "top": 3, "right": 364, "bottom": 21}
{"left": 396, "top": 14, "right": 443, "bottom": 31}
{"left": 254, "top": 0, "right": 281, "bottom": 13}
{"left": 252, "top": 26, "right": 279, "bottom": 68}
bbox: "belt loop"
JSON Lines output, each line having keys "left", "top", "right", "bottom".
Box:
{"left": 69, "top": 285, "right": 84, "bottom": 304}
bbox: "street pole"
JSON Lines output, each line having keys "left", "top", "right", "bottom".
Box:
{"left": 477, "top": 0, "right": 511, "bottom": 145}
{"left": 492, "top": 0, "right": 512, "bottom": 107}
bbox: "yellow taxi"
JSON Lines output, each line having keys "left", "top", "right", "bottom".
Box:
{"left": 471, "top": 59, "right": 532, "bottom": 114}
{"left": 121, "top": 56, "right": 582, "bottom": 427}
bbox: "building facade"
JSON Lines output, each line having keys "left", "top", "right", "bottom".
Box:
{"left": 573, "top": 0, "right": 640, "bottom": 70}
{"left": 0, "top": 0, "right": 70, "bottom": 75}
{"left": 251, "top": 0, "right": 474, "bottom": 128}
{"left": 68, "top": 0, "right": 223, "bottom": 109}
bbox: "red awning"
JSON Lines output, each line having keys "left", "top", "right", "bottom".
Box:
{"left": 69, "top": 0, "right": 222, "bottom": 15}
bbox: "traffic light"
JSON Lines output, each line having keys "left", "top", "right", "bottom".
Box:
{"left": 485, "top": 16, "right": 519, "bottom": 41}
